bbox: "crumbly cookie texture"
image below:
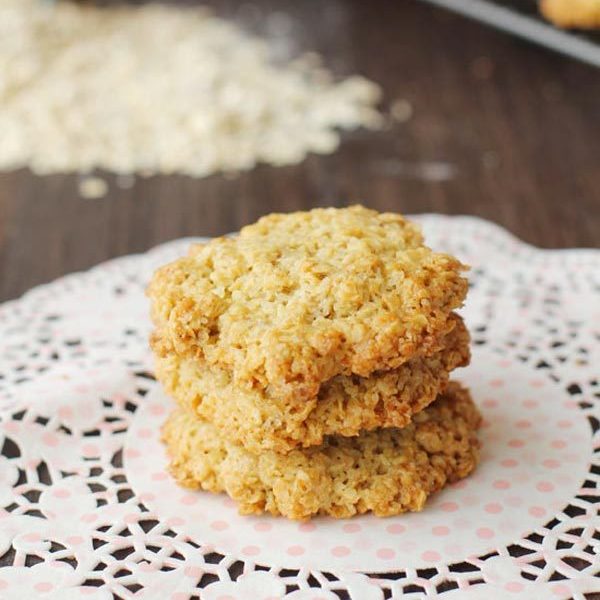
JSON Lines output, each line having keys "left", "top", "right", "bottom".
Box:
{"left": 162, "top": 382, "right": 481, "bottom": 520}
{"left": 153, "top": 314, "right": 470, "bottom": 454}
{"left": 148, "top": 206, "right": 468, "bottom": 404}
{"left": 541, "top": 0, "right": 600, "bottom": 28}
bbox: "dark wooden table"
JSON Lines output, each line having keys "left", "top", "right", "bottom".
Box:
{"left": 1, "top": 0, "right": 599, "bottom": 303}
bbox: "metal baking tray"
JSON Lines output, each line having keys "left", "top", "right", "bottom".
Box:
{"left": 418, "top": 0, "right": 600, "bottom": 68}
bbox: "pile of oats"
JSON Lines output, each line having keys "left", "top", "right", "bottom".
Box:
{"left": 0, "top": 0, "right": 382, "bottom": 177}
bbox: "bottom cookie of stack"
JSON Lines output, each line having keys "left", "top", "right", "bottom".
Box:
{"left": 162, "top": 382, "right": 481, "bottom": 520}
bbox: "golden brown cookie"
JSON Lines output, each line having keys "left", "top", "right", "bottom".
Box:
{"left": 148, "top": 206, "right": 468, "bottom": 406}
{"left": 162, "top": 382, "right": 481, "bottom": 520}
{"left": 541, "top": 0, "right": 600, "bottom": 28}
{"left": 153, "top": 314, "right": 470, "bottom": 453}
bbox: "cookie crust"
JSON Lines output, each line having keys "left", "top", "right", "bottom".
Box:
{"left": 162, "top": 382, "right": 481, "bottom": 520}
{"left": 154, "top": 314, "right": 470, "bottom": 453}
{"left": 148, "top": 206, "right": 468, "bottom": 405}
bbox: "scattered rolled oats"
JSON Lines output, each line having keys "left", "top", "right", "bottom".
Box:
{"left": 0, "top": 0, "right": 382, "bottom": 178}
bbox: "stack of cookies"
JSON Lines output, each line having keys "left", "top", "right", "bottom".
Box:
{"left": 148, "top": 206, "right": 481, "bottom": 520}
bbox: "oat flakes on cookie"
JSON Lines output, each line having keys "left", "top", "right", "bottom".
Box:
{"left": 162, "top": 382, "right": 482, "bottom": 520}
{"left": 148, "top": 205, "right": 469, "bottom": 404}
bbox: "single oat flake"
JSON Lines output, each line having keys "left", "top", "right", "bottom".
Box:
{"left": 0, "top": 0, "right": 383, "bottom": 178}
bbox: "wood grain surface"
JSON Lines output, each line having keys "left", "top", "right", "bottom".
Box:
{"left": 0, "top": 0, "right": 599, "bottom": 303}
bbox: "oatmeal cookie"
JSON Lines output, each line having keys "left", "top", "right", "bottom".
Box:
{"left": 148, "top": 206, "right": 468, "bottom": 405}
{"left": 162, "top": 382, "right": 481, "bottom": 519}
{"left": 153, "top": 314, "right": 470, "bottom": 453}
{"left": 541, "top": 0, "right": 600, "bottom": 28}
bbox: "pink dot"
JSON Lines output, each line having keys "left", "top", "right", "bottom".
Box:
{"left": 23, "top": 532, "right": 40, "bottom": 542}
{"left": 242, "top": 545, "right": 259, "bottom": 556}
{"left": 483, "top": 398, "right": 498, "bottom": 408}
{"left": 82, "top": 444, "right": 99, "bottom": 457}
{"left": 211, "top": 521, "right": 228, "bottom": 531}
{"left": 516, "top": 420, "right": 531, "bottom": 429}
{"left": 529, "top": 506, "right": 547, "bottom": 517}
{"left": 376, "top": 548, "right": 396, "bottom": 559}
{"left": 505, "top": 582, "right": 524, "bottom": 593}
{"left": 34, "top": 582, "right": 54, "bottom": 593}
{"left": 217, "top": 596, "right": 235, "bottom": 600}
{"left": 484, "top": 502, "right": 503, "bottom": 514}
{"left": 0, "top": 581, "right": 7, "bottom": 590}
{"left": 452, "top": 480, "right": 468, "bottom": 489}
{"left": 171, "top": 594, "right": 189, "bottom": 600}
{"left": 125, "top": 449, "right": 141, "bottom": 459}
{"left": 537, "top": 481, "right": 554, "bottom": 492}
{"left": 299, "top": 522, "right": 316, "bottom": 532}
{"left": 184, "top": 566, "right": 202, "bottom": 577}
{"left": 522, "top": 399, "right": 538, "bottom": 408}
{"left": 150, "top": 405, "right": 166, "bottom": 416}
{"left": 551, "top": 440, "right": 566, "bottom": 449}
{"left": 498, "top": 359, "right": 511, "bottom": 368}
{"left": 501, "top": 458, "right": 519, "bottom": 468}
{"left": 124, "top": 513, "right": 138, "bottom": 524}
{"left": 386, "top": 523, "right": 405, "bottom": 534}
{"left": 343, "top": 523, "right": 361, "bottom": 533}
{"left": 331, "top": 546, "right": 351, "bottom": 557}
{"left": 43, "top": 433, "right": 59, "bottom": 447}
{"left": 530, "top": 380, "right": 545, "bottom": 388}
{"left": 477, "top": 527, "right": 494, "bottom": 539}
{"left": 138, "top": 428, "right": 152, "bottom": 439}
{"left": 421, "top": 550, "right": 441, "bottom": 562}
{"left": 81, "top": 514, "right": 97, "bottom": 523}
{"left": 167, "top": 517, "right": 184, "bottom": 527}
{"left": 58, "top": 406, "right": 73, "bottom": 419}
{"left": 52, "top": 488, "right": 70, "bottom": 498}
{"left": 440, "top": 501, "right": 459, "bottom": 512}
{"left": 552, "top": 584, "right": 571, "bottom": 596}
{"left": 558, "top": 420, "right": 572, "bottom": 429}
{"left": 432, "top": 526, "right": 450, "bottom": 536}
{"left": 493, "top": 479, "right": 510, "bottom": 490}
{"left": 66, "top": 536, "right": 84, "bottom": 546}
{"left": 508, "top": 439, "right": 525, "bottom": 448}
{"left": 254, "top": 522, "right": 272, "bottom": 532}
{"left": 489, "top": 379, "right": 504, "bottom": 388}
{"left": 543, "top": 459, "right": 560, "bottom": 469}
{"left": 139, "top": 493, "right": 155, "bottom": 503}
{"left": 151, "top": 472, "right": 168, "bottom": 481}
{"left": 287, "top": 545, "right": 305, "bottom": 556}
{"left": 180, "top": 494, "right": 198, "bottom": 505}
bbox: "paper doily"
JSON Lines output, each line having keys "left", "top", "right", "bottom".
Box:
{"left": 0, "top": 215, "right": 599, "bottom": 600}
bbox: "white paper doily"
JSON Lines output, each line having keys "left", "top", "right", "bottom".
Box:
{"left": 0, "top": 215, "right": 599, "bottom": 600}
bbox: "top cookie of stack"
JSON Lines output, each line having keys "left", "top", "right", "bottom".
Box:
{"left": 148, "top": 205, "right": 469, "bottom": 454}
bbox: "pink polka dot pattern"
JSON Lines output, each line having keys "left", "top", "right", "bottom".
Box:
{"left": 484, "top": 503, "right": 503, "bottom": 514}
{"left": 287, "top": 545, "right": 305, "bottom": 556}
{"left": 421, "top": 550, "right": 441, "bottom": 562}
{"left": 493, "top": 479, "right": 511, "bottom": 490}
{"left": 476, "top": 528, "right": 495, "bottom": 540}
{"left": 376, "top": 548, "right": 396, "bottom": 559}
{"left": 536, "top": 481, "right": 555, "bottom": 493}
{"left": 331, "top": 546, "right": 351, "bottom": 557}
